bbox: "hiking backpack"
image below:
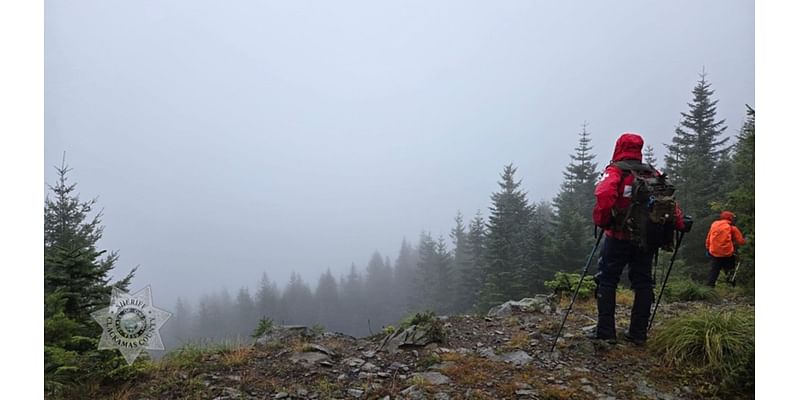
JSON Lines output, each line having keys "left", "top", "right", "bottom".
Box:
{"left": 611, "top": 160, "right": 677, "bottom": 250}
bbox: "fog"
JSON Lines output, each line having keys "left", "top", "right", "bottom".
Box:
{"left": 44, "top": 0, "right": 754, "bottom": 335}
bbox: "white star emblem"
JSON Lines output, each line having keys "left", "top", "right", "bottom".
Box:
{"left": 91, "top": 286, "right": 172, "bottom": 365}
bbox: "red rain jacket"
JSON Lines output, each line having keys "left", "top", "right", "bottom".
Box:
{"left": 593, "top": 133, "right": 686, "bottom": 240}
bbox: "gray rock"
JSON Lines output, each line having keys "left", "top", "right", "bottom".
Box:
{"left": 477, "top": 347, "right": 497, "bottom": 359}
{"left": 388, "top": 361, "right": 409, "bottom": 371}
{"left": 515, "top": 389, "right": 538, "bottom": 397}
{"left": 498, "top": 350, "right": 533, "bottom": 366}
{"left": 360, "top": 362, "right": 379, "bottom": 372}
{"left": 274, "top": 392, "right": 289, "bottom": 399}
{"left": 343, "top": 357, "right": 366, "bottom": 368}
{"left": 255, "top": 325, "right": 312, "bottom": 347}
{"left": 487, "top": 295, "right": 558, "bottom": 318}
{"left": 434, "top": 393, "right": 450, "bottom": 400}
{"left": 347, "top": 388, "right": 364, "bottom": 398}
{"left": 401, "top": 385, "right": 425, "bottom": 400}
{"left": 307, "top": 343, "right": 337, "bottom": 357}
{"left": 289, "top": 351, "right": 329, "bottom": 365}
{"left": 412, "top": 371, "right": 451, "bottom": 385}
{"left": 379, "top": 324, "right": 439, "bottom": 354}
{"left": 361, "top": 350, "right": 376, "bottom": 359}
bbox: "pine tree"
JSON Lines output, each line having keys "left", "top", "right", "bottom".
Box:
{"left": 44, "top": 159, "right": 137, "bottom": 395}
{"left": 314, "top": 268, "right": 341, "bottom": 332}
{"left": 479, "top": 164, "right": 534, "bottom": 310}
{"left": 723, "top": 105, "right": 755, "bottom": 284}
{"left": 664, "top": 71, "right": 731, "bottom": 263}
{"left": 450, "top": 211, "right": 472, "bottom": 312}
{"left": 392, "top": 238, "right": 418, "bottom": 315}
{"left": 643, "top": 145, "right": 658, "bottom": 167}
{"left": 235, "top": 287, "right": 256, "bottom": 336}
{"left": 281, "top": 272, "right": 315, "bottom": 325}
{"left": 254, "top": 272, "right": 280, "bottom": 322}
{"left": 340, "top": 264, "right": 366, "bottom": 335}
{"left": 461, "top": 211, "right": 487, "bottom": 312}
{"left": 364, "top": 251, "right": 394, "bottom": 330}
{"left": 547, "top": 125, "right": 599, "bottom": 280}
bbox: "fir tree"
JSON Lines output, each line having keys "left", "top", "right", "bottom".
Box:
{"left": 364, "top": 251, "right": 394, "bottom": 330}
{"left": 392, "top": 238, "right": 418, "bottom": 314}
{"left": 254, "top": 272, "right": 280, "bottom": 322}
{"left": 723, "top": 105, "right": 755, "bottom": 284}
{"left": 44, "top": 159, "right": 137, "bottom": 395}
{"left": 547, "top": 125, "right": 599, "bottom": 280}
{"left": 664, "top": 71, "right": 731, "bottom": 263}
{"left": 643, "top": 145, "right": 658, "bottom": 167}
{"left": 235, "top": 287, "right": 255, "bottom": 336}
{"left": 314, "top": 268, "right": 341, "bottom": 332}
{"left": 450, "top": 211, "right": 472, "bottom": 312}
{"left": 479, "top": 164, "right": 534, "bottom": 310}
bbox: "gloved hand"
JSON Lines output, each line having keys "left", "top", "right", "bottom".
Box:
{"left": 680, "top": 215, "right": 693, "bottom": 233}
{"left": 706, "top": 250, "right": 712, "bottom": 258}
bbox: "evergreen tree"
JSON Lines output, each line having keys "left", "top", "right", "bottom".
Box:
{"left": 392, "top": 238, "right": 418, "bottom": 315}
{"left": 450, "top": 211, "right": 472, "bottom": 312}
{"left": 165, "top": 297, "right": 193, "bottom": 347}
{"left": 44, "top": 159, "right": 137, "bottom": 395}
{"left": 664, "top": 71, "right": 731, "bottom": 263}
{"left": 364, "top": 251, "right": 394, "bottom": 331}
{"left": 723, "top": 105, "right": 755, "bottom": 284}
{"left": 479, "top": 164, "right": 534, "bottom": 310}
{"left": 235, "top": 287, "right": 256, "bottom": 337}
{"left": 281, "top": 272, "right": 315, "bottom": 325}
{"left": 460, "top": 211, "right": 487, "bottom": 312}
{"left": 254, "top": 272, "right": 280, "bottom": 322}
{"left": 415, "top": 232, "right": 456, "bottom": 314}
{"left": 547, "top": 125, "right": 599, "bottom": 280}
{"left": 314, "top": 268, "right": 341, "bottom": 332}
{"left": 340, "top": 264, "right": 366, "bottom": 335}
{"left": 643, "top": 145, "right": 658, "bottom": 167}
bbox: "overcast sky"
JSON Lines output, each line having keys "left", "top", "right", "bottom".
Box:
{"left": 44, "top": 0, "right": 754, "bottom": 306}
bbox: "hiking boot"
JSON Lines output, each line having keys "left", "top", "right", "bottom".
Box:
{"left": 584, "top": 325, "right": 618, "bottom": 344}
{"left": 623, "top": 330, "right": 646, "bottom": 346}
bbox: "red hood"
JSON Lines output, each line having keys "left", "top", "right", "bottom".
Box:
{"left": 612, "top": 133, "right": 644, "bottom": 162}
{"left": 720, "top": 211, "right": 736, "bottom": 221}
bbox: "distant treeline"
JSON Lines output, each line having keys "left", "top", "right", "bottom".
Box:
{"left": 163, "top": 72, "right": 756, "bottom": 345}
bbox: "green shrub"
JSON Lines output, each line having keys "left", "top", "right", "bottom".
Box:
{"left": 251, "top": 317, "right": 274, "bottom": 338}
{"left": 398, "top": 311, "right": 447, "bottom": 343}
{"left": 311, "top": 324, "right": 326, "bottom": 336}
{"left": 544, "top": 272, "right": 596, "bottom": 300}
{"left": 382, "top": 325, "right": 396, "bottom": 335}
{"left": 650, "top": 308, "right": 754, "bottom": 397}
{"left": 664, "top": 279, "right": 719, "bottom": 302}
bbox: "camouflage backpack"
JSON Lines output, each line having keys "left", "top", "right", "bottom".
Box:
{"left": 611, "top": 160, "right": 677, "bottom": 250}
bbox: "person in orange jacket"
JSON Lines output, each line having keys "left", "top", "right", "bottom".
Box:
{"left": 705, "top": 211, "right": 746, "bottom": 287}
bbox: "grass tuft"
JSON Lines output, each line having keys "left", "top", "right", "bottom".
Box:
{"left": 650, "top": 308, "right": 754, "bottom": 397}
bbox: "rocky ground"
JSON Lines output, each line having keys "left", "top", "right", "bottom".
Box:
{"left": 118, "top": 295, "right": 751, "bottom": 400}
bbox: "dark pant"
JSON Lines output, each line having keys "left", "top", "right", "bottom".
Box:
{"left": 594, "top": 236, "right": 656, "bottom": 341}
{"left": 707, "top": 256, "right": 736, "bottom": 287}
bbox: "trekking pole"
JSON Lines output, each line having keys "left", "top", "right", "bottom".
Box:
{"left": 731, "top": 256, "right": 742, "bottom": 287}
{"left": 648, "top": 231, "right": 685, "bottom": 332}
{"left": 652, "top": 251, "right": 660, "bottom": 286}
{"left": 550, "top": 232, "right": 604, "bottom": 353}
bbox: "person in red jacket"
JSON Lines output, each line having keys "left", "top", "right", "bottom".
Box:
{"left": 592, "top": 133, "right": 691, "bottom": 345}
{"left": 705, "top": 211, "right": 746, "bottom": 287}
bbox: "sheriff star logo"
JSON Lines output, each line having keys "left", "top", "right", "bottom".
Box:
{"left": 91, "top": 286, "right": 172, "bottom": 365}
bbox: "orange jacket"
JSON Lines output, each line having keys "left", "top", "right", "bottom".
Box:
{"left": 706, "top": 214, "right": 746, "bottom": 257}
